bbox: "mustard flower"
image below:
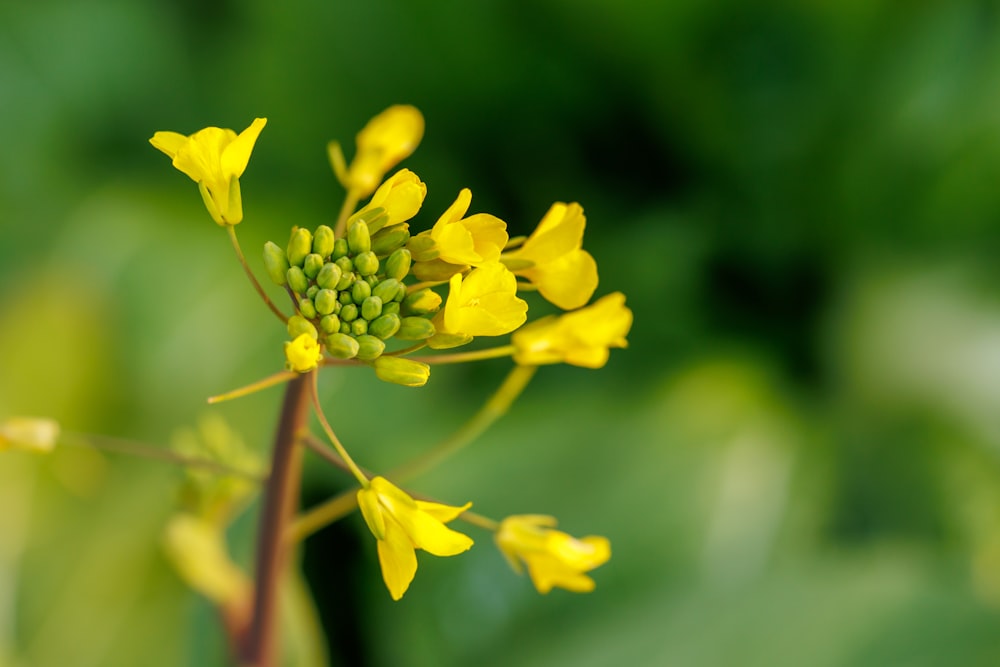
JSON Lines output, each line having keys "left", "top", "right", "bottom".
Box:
{"left": 150, "top": 118, "right": 266, "bottom": 226}
{"left": 0, "top": 416, "right": 59, "bottom": 453}
{"left": 284, "top": 333, "right": 323, "bottom": 373}
{"left": 360, "top": 168, "right": 427, "bottom": 227}
{"left": 443, "top": 262, "right": 527, "bottom": 337}
{"left": 428, "top": 188, "right": 508, "bottom": 267}
{"left": 334, "top": 105, "right": 425, "bottom": 197}
{"left": 495, "top": 514, "right": 611, "bottom": 594}
{"left": 513, "top": 292, "right": 632, "bottom": 368}
{"left": 503, "top": 202, "right": 598, "bottom": 310}
{"left": 357, "top": 476, "right": 473, "bottom": 600}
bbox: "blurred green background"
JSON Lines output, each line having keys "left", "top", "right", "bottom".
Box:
{"left": 5, "top": 0, "right": 1000, "bottom": 665}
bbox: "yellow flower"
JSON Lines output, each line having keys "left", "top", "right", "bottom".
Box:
{"left": 360, "top": 168, "right": 426, "bottom": 226}
{"left": 284, "top": 333, "right": 323, "bottom": 372}
{"left": 0, "top": 416, "right": 59, "bottom": 453}
{"left": 443, "top": 262, "right": 527, "bottom": 337}
{"left": 150, "top": 118, "right": 266, "bottom": 226}
{"left": 495, "top": 514, "right": 610, "bottom": 594}
{"left": 163, "top": 514, "right": 251, "bottom": 606}
{"left": 357, "top": 476, "right": 473, "bottom": 600}
{"left": 333, "top": 105, "right": 425, "bottom": 197}
{"left": 503, "top": 202, "right": 598, "bottom": 310}
{"left": 512, "top": 292, "right": 632, "bottom": 368}
{"left": 429, "top": 188, "right": 508, "bottom": 267}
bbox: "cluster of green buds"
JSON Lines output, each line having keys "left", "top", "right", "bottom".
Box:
{"left": 264, "top": 212, "right": 441, "bottom": 383}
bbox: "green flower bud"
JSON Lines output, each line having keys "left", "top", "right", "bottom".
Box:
{"left": 332, "top": 238, "right": 349, "bottom": 260}
{"left": 373, "top": 356, "right": 430, "bottom": 387}
{"left": 303, "top": 253, "right": 324, "bottom": 279}
{"left": 325, "top": 332, "right": 359, "bottom": 359}
{"left": 263, "top": 242, "right": 290, "bottom": 286}
{"left": 339, "top": 290, "right": 354, "bottom": 306}
{"left": 287, "top": 266, "right": 309, "bottom": 295}
{"left": 340, "top": 303, "right": 359, "bottom": 322}
{"left": 287, "top": 227, "right": 312, "bottom": 267}
{"left": 335, "top": 256, "right": 354, "bottom": 274}
{"left": 354, "top": 251, "right": 379, "bottom": 276}
{"left": 371, "top": 224, "right": 411, "bottom": 256}
{"left": 382, "top": 301, "right": 401, "bottom": 316}
{"left": 369, "top": 312, "right": 401, "bottom": 340}
{"left": 347, "top": 206, "right": 384, "bottom": 232}
{"left": 407, "top": 233, "right": 439, "bottom": 262}
{"left": 315, "top": 289, "right": 338, "bottom": 315}
{"left": 412, "top": 258, "right": 465, "bottom": 282}
{"left": 298, "top": 298, "right": 317, "bottom": 320}
{"left": 339, "top": 321, "right": 351, "bottom": 334}
{"left": 355, "top": 334, "right": 385, "bottom": 360}
{"left": 320, "top": 314, "right": 341, "bottom": 334}
{"left": 361, "top": 295, "right": 383, "bottom": 321}
{"left": 395, "top": 316, "right": 435, "bottom": 340}
{"left": 312, "top": 225, "right": 335, "bottom": 258}
{"left": 348, "top": 220, "right": 371, "bottom": 255}
{"left": 426, "top": 331, "right": 473, "bottom": 349}
{"left": 287, "top": 314, "right": 319, "bottom": 340}
{"left": 336, "top": 271, "right": 355, "bottom": 291}
{"left": 384, "top": 248, "right": 412, "bottom": 282}
{"left": 351, "top": 319, "right": 369, "bottom": 336}
{"left": 402, "top": 288, "right": 442, "bottom": 315}
{"left": 351, "top": 280, "right": 372, "bottom": 304}
{"left": 365, "top": 274, "right": 379, "bottom": 286}
{"left": 306, "top": 285, "right": 319, "bottom": 300}
{"left": 316, "top": 262, "right": 343, "bottom": 290}
{"left": 372, "top": 278, "right": 402, "bottom": 303}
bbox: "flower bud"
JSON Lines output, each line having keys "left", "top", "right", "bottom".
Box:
{"left": 372, "top": 278, "right": 403, "bottom": 303}
{"left": 286, "top": 266, "right": 309, "bottom": 294}
{"left": 332, "top": 238, "right": 349, "bottom": 260}
{"left": 315, "top": 289, "right": 338, "bottom": 315}
{"left": 312, "top": 224, "right": 335, "bottom": 258}
{"left": 0, "top": 417, "right": 59, "bottom": 453}
{"left": 355, "top": 334, "right": 385, "bottom": 360}
{"left": 284, "top": 333, "right": 323, "bottom": 372}
{"left": 325, "top": 332, "right": 359, "bottom": 359}
{"left": 354, "top": 251, "right": 379, "bottom": 276}
{"left": 306, "top": 285, "right": 319, "bottom": 299}
{"left": 339, "top": 290, "right": 354, "bottom": 306}
{"left": 263, "top": 242, "right": 290, "bottom": 286}
{"left": 348, "top": 220, "right": 372, "bottom": 255}
{"left": 371, "top": 224, "right": 411, "bottom": 256}
{"left": 287, "top": 227, "right": 312, "bottom": 267}
{"left": 351, "top": 280, "right": 372, "bottom": 304}
{"left": 287, "top": 315, "right": 318, "bottom": 340}
{"left": 320, "top": 314, "right": 341, "bottom": 334}
{"left": 385, "top": 248, "right": 412, "bottom": 281}
{"left": 382, "top": 301, "right": 401, "bottom": 316}
{"left": 336, "top": 271, "right": 355, "bottom": 291}
{"left": 412, "top": 258, "right": 465, "bottom": 282}
{"left": 373, "top": 356, "right": 430, "bottom": 387}
{"left": 369, "top": 312, "right": 402, "bottom": 340}
{"left": 407, "top": 233, "right": 439, "bottom": 262}
{"left": 298, "top": 298, "right": 317, "bottom": 320}
{"left": 402, "top": 288, "right": 442, "bottom": 315}
{"left": 303, "top": 253, "right": 324, "bottom": 279}
{"left": 395, "top": 316, "right": 435, "bottom": 340}
{"left": 426, "top": 331, "right": 473, "bottom": 349}
{"left": 340, "top": 303, "right": 359, "bottom": 322}
{"left": 351, "top": 319, "right": 369, "bottom": 336}
{"left": 361, "top": 296, "right": 383, "bottom": 321}
{"left": 316, "top": 262, "right": 343, "bottom": 290}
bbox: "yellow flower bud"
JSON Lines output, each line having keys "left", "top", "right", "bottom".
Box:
{"left": 284, "top": 333, "right": 323, "bottom": 372}
{"left": 361, "top": 168, "right": 427, "bottom": 228}
{"left": 335, "top": 105, "right": 425, "bottom": 197}
{"left": 0, "top": 417, "right": 59, "bottom": 453}
{"left": 513, "top": 292, "right": 632, "bottom": 368}
{"left": 262, "top": 241, "right": 290, "bottom": 286}
{"left": 402, "top": 288, "right": 442, "bottom": 316}
{"left": 373, "top": 356, "right": 431, "bottom": 387}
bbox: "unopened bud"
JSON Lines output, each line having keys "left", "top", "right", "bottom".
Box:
{"left": 354, "top": 251, "right": 379, "bottom": 276}
{"left": 0, "top": 417, "right": 59, "bottom": 453}
{"left": 402, "top": 288, "right": 442, "bottom": 315}
{"left": 396, "top": 316, "right": 436, "bottom": 340}
{"left": 351, "top": 280, "right": 372, "bottom": 304}
{"left": 372, "top": 278, "right": 403, "bottom": 303}
{"left": 298, "top": 298, "right": 317, "bottom": 320}
{"left": 361, "top": 296, "right": 383, "bottom": 321}
{"left": 340, "top": 303, "right": 359, "bottom": 322}
{"left": 263, "top": 242, "right": 290, "bottom": 286}
{"left": 287, "top": 315, "right": 318, "bottom": 340}
{"left": 371, "top": 224, "right": 411, "bottom": 256}
{"left": 320, "top": 314, "right": 341, "bottom": 334}
{"left": 369, "top": 312, "right": 402, "bottom": 340}
{"left": 412, "top": 258, "right": 465, "bottom": 282}
{"left": 315, "top": 289, "right": 338, "bottom": 315}
{"left": 306, "top": 285, "right": 319, "bottom": 300}
{"left": 303, "top": 253, "right": 324, "bottom": 279}
{"left": 287, "top": 227, "right": 313, "bottom": 267}
{"left": 382, "top": 302, "right": 401, "bottom": 316}
{"left": 325, "top": 332, "right": 359, "bottom": 359}
{"left": 407, "top": 233, "right": 439, "bottom": 262}
{"left": 287, "top": 266, "right": 309, "bottom": 294}
{"left": 348, "top": 220, "right": 372, "bottom": 255}
{"left": 351, "top": 319, "right": 369, "bottom": 336}
{"left": 356, "top": 334, "right": 385, "bottom": 360}
{"left": 373, "top": 356, "right": 430, "bottom": 387}
{"left": 316, "top": 262, "right": 343, "bottom": 290}
{"left": 312, "top": 225, "right": 335, "bottom": 258}
{"left": 385, "top": 248, "right": 412, "bottom": 281}
{"left": 332, "top": 238, "right": 349, "bottom": 260}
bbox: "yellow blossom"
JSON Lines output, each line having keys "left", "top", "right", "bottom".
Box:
{"left": 0, "top": 416, "right": 59, "bottom": 453}
{"left": 333, "top": 105, "right": 425, "bottom": 197}
{"left": 150, "top": 118, "right": 266, "bottom": 226}
{"left": 443, "top": 262, "right": 527, "bottom": 337}
{"left": 357, "top": 476, "right": 473, "bottom": 600}
{"left": 503, "top": 202, "right": 598, "bottom": 310}
{"left": 513, "top": 292, "right": 632, "bottom": 368}
{"left": 163, "top": 514, "right": 251, "bottom": 605}
{"left": 284, "top": 333, "right": 323, "bottom": 372}
{"left": 495, "top": 514, "right": 610, "bottom": 594}
{"left": 360, "top": 168, "right": 426, "bottom": 226}
{"left": 428, "top": 188, "right": 508, "bottom": 267}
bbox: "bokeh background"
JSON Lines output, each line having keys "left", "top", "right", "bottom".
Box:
{"left": 4, "top": 0, "right": 1000, "bottom": 665}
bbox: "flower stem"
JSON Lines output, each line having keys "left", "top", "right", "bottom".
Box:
{"left": 333, "top": 190, "right": 360, "bottom": 239}
{"left": 409, "top": 345, "right": 516, "bottom": 365}
{"left": 241, "top": 371, "right": 312, "bottom": 667}
{"left": 228, "top": 225, "right": 288, "bottom": 323}
{"left": 309, "top": 372, "right": 369, "bottom": 487}
{"left": 207, "top": 370, "right": 298, "bottom": 404}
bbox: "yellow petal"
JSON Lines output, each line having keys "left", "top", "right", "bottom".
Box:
{"left": 444, "top": 263, "right": 527, "bottom": 336}
{"left": 521, "top": 249, "right": 598, "bottom": 311}
{"left": 415, "top": 499, "right": 472, "bottom": 523}
{"left": 221, "top": 117, "right": 267, "bottom": 178}
{"left": 377, "top": 518, "right": 419, "bottom": 600}
{"left": 149, "top": 131, "right": 188, "bottom": 159}
{"left": 358, "top": 486, "right": 386, "bottom": 540}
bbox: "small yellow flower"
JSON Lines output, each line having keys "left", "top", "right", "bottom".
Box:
{"left": 0, "top": 417, "right": 59, "bottom": 453}
{"left": 495, "top": 514, "right": 610, "bottom": 594}
{"left": 361, "top": 168, "right": 427, "bottom": 226}
{"left": 150, "top": 118, "right": 266, "bottom": 226}
{"left": 503, "top": 202, "right": 598, "bottom": 310}
{"left": 284, "top": 333, "right": 323, "bottom": 372}
{"left": 513, "top": 292, "right": 632, "bottom": 368}
{"left": 428, "top": 189, "right": 508, "bottom": 267}
{"left": 357, "top": 476, "right": 473, "bottom": 600}
{"left": 443, "top": 262, "right": 528, "bottom": 337}
{"left": 333, "top": 105, "right": 425, "bottom": 197}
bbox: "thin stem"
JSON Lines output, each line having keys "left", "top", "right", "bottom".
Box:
{"left": 228, "top": 225, "right": 288, "bottom": 323}
{"left": 409, "top": 345, "right": 516, "bottom": 365}
{"left": 457, "top": 510, "right": 498, "bottom": 532}
{"left": 333, "top": 190, "right": 360, "bottom": 238}
{"left": 207, "top": 370, "right": 297, "bottom": 404}
{"left": 241, "top": 372, "right": 312, "bottom": 667}
{"left": 309, "top": 372, "right": 369, "bottom": 487}
{"left": 406, "top": 280, "right": 447, "bottom": 294}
